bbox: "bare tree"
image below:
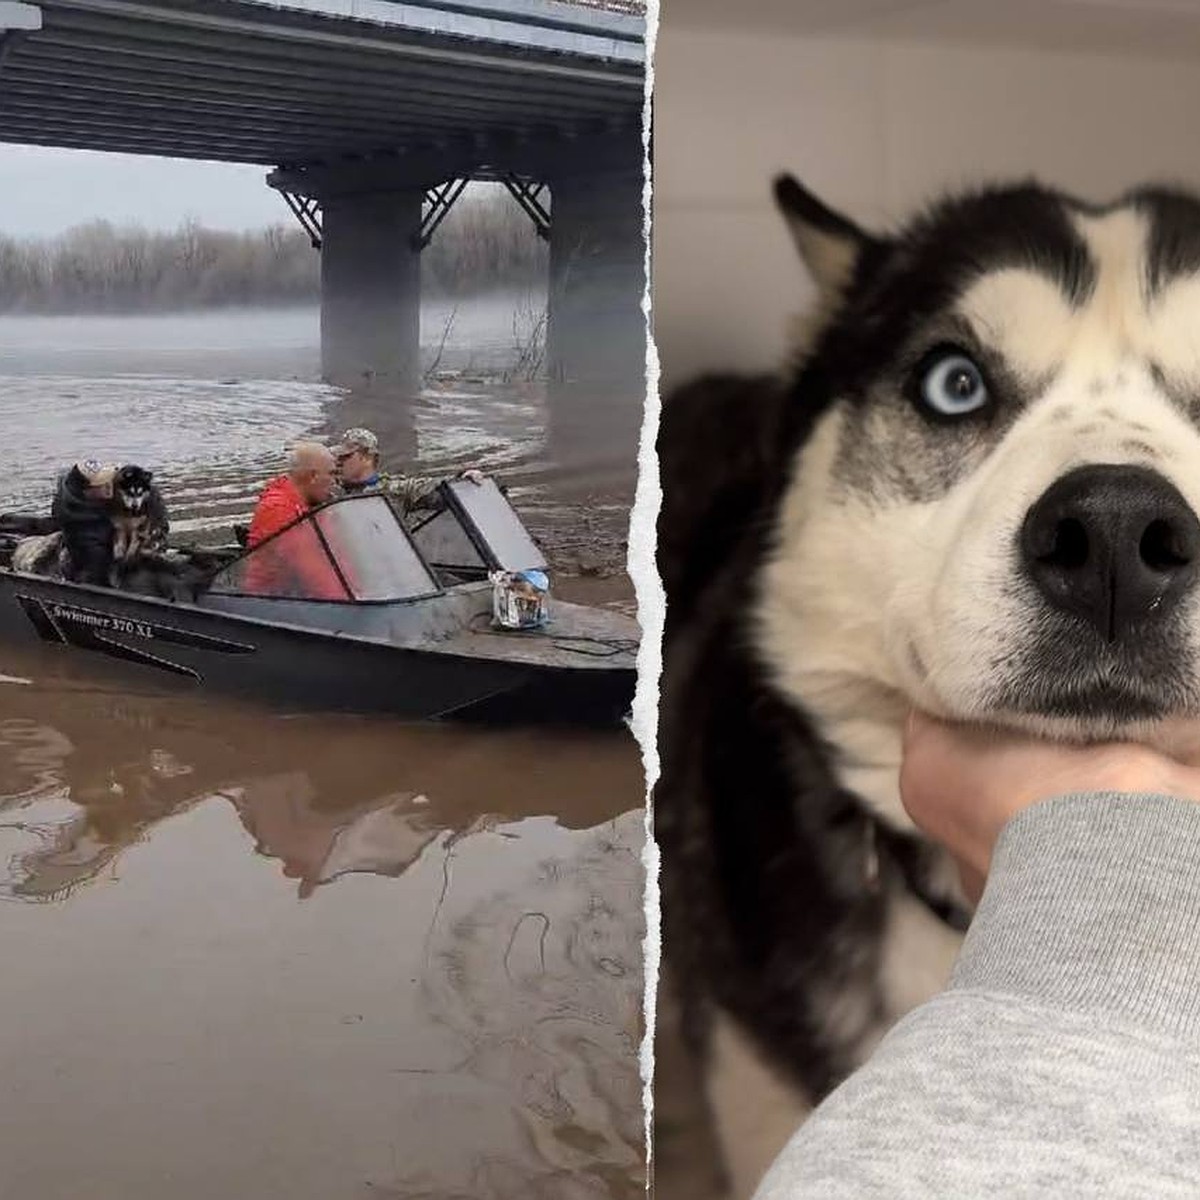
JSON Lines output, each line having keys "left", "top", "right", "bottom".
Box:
{"left": 0, "top": 186, "right": 549, "bottom": 315}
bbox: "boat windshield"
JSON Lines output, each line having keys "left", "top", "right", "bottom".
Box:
{"left": 411, "top": 477, "right": 547, "bottom": 579}
{"left": 209, "top": 494, "right": 440, "bottom": 603}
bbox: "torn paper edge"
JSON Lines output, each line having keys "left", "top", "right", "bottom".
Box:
{"left": 628, "top": 0, "right": 661, "bottom": 1191}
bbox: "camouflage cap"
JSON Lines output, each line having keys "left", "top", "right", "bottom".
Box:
{"left": 333, "top": 428, "right": 379, "bottom": 457}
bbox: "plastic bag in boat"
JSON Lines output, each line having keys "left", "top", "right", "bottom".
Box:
{"left": 490, "top": 568, "right": 550, "bottom": 630}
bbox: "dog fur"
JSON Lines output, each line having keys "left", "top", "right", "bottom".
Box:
{"left": 656, "top": 175, "right": 1200, "bottom": 1196}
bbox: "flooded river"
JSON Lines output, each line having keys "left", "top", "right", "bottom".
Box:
{"left": 0, "top": 295, "right": 638, "bottom": 595}
{"left": 0, "top": 296, "right": 646, "bottom": 1198}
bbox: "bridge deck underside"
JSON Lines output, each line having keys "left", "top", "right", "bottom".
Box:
{"left": 0, "top": 0, "right": 644, "bottom": 166}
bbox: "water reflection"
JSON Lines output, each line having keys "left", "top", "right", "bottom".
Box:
{"left": 0, "top": 684, "right": 636, "bottom": 897}
{"left": 0, "top": 683, "right": 644, "bottom": 1198}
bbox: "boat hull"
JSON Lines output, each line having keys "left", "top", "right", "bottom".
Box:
{"left": 0, "top": 572, "right": 635, "bottom": 725}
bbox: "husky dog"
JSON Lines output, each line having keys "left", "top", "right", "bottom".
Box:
{"left": 109, "top": 465, "right": 168, "bottom": 565}
{"left": 656, "top": 175, "right": 1200, "bottom": 1197}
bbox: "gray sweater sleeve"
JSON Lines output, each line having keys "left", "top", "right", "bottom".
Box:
{"left": 753, "top": 792, "right": 1200, "bottom": 1199}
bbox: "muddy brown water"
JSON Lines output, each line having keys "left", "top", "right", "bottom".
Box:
{"left": 0, "top": 300, "right": 646, "bottom": 1199}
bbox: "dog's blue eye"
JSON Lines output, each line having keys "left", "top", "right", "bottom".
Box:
{"left": 919, "top": 353, "right": 988, "bottom": 417}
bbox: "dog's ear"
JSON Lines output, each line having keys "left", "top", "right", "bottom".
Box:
{"left": 773, "top": 174, "right": 873, "bottom": 300}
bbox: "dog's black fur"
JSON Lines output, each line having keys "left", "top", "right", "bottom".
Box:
{"left": 657, "top": 373, "right": 789, "bottom": 646}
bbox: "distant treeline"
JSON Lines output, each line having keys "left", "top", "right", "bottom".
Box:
{"left": 0, "top": 189, "right": 547, "bottom": 314}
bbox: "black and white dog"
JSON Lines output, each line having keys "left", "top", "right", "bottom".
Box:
{"left": 13, "top": 465, "right": 175, "bottom": 593}
{"left": 110, "top": 464, "right": 168, "bottom": 566}
{"left": 656, "top": 175, "right": 1200, "bottom": 1196}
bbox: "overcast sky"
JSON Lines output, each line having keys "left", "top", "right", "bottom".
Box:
{"left": 0, "top": 143, "right": 285, "bottom": 237}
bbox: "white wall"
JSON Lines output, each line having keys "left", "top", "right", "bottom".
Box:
{"left": 654, "top": 24, "right": 1200, "bottom": 390}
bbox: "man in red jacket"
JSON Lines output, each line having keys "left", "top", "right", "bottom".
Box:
{"left": 244, "top": 442, "right": 344, "bottom": 600}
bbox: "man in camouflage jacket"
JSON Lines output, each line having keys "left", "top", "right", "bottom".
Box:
{"left": 332, "top": 428, "right": 484, "bottom": 513}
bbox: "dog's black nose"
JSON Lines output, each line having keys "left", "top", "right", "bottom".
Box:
{"left": 1021, "top": 465, "right": 1200, "bottom": 642}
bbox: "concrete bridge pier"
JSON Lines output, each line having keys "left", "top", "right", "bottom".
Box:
{"left": 319, "top": 189, "right": 424, "bottom": 394}
{"left": 546, "top": 142, "right": 645, "bottom": 386}
{"left": 543, "top": 137, "right": 646, "bottom": 473}
{"left": 270, "top": 126, "right": 646, "bottom": 472}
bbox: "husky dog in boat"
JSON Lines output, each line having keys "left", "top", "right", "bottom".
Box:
{"left": 656, "top": 174, "right": 1200, "bottom": 1197}
{"left": 109, "top": 464, "right": 168, "bottom": 565}
{"left": 9, "top": 464, "right": 174, "bottom": 593}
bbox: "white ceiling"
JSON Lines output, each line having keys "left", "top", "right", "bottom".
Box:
{"left": 668, "top": 0, "right": 1200, "bottom": 59}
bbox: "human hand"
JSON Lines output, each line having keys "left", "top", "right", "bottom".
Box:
{"left": 459, "top": 467, "right": 485, "bottom": 485}
{"left": 900, "top": 710, "right": 1200, "bottom": 904}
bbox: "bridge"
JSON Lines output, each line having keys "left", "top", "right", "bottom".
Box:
{"left": 0, "top": 0, "right": 646, "bottom": 399}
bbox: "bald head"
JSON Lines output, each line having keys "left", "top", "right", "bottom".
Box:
{"left": 288, "top": 441, "right": 336, "bottom": 505}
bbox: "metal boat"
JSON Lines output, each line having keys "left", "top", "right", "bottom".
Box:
{"left": 0, "top": 480, "right": 637, "bottom": 725}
